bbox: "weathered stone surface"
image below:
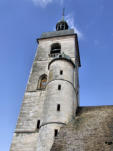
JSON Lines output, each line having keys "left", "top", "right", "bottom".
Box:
{"left": 10, "top": 133, "right": 38, "bottom": 151}
{"left": 51, "top": 106, "right": 113, "bottom": 151}
{"left": 10, "top": 30, "right": 80, "bottom": 151}
{"left": 15, "top": 91, "right": 45, "bottom": 131}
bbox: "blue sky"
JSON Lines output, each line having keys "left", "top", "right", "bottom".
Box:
{"left": 0, "top": 0, "right": 113, "bottom": 150}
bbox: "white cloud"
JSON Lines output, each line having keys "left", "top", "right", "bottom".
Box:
{"left": 32, "top": 0, "right": 52, "bottom": 7}
{"left": 32, "top": 0, "right": 63, "bottom": 7}
{"left": 66, "top": 14, "right": 83, "bottom": 39}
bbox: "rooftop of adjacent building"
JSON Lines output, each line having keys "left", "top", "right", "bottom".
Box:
{"left": 51, "top": 105, "right": 113, "bottom": 151}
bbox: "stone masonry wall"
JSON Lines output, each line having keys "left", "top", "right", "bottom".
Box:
{"left": 10, "top": 34, "right": 78, "bottom": 151}
{"left": 51, "top": 106, "right": 113, "bottom": 151}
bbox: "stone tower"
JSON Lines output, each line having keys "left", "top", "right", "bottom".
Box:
{"left": 10, "top": 15, "right": 81, "bottom": 151}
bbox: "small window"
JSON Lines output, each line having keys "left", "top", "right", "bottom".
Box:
{"left": 58, "top": 85, "right": 61, "bottom": 90}
{"left": 37, "top": 74, "right": 47, "bottom": 90}
{"left": 40, "top": 77, "right": 47, "bottom": 89}
{"left": 57, "top": 104, "right": 60, "bottom": 111}
{"left": 60, "top": 70, "right": 63, "bottom": 75}
{"left": 37, "top": 120, "right": 40, "bottom": 129}
{"left": 54, "top": 129, "right": 58, "bottom": 137}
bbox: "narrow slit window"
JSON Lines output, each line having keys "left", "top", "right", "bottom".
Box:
{"left": 60, "top": 70, "right": 63, "bottom": 75}
{"left": 57, "top": 104, "right": 60, "bottom": 111}
{"left": 37, "top": 120, "right": 40, "bottom": 129}
{"left": 58, "top": 85, "right": 61, "bottom": 90}
{"left": 54, "top": 129, "right": 58, "bottom": 137}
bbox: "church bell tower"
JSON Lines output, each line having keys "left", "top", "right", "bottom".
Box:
{"left": 10, "top": 14, "right": 81, "bottom": 151}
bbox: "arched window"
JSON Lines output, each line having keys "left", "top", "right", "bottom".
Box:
{"left": 49, "top": 43, "right": 61, "bottom": 57}
{"left": 37, "top": 74, "right": 47, "bottom": 90}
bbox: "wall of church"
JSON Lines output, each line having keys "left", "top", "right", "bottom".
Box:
{"left": 10, "top": 133, "right": 38, "bottom": 151}
{"left": 26, "top": 61, "right": 49, "bottom": 92}
{"left": 15, "top": 91, "right": 45, "bottom": 131}
{"left": 42, "top": 80, "right": 76, "bottom": 124}
{"left": 51, "top": 106, "right": 113, "bottom": 151}
{"left": 37, "top": 124, "right": 63, "bottom": 151}
{"left": 41, "top": 59, "right": 77, "bottom": 125}
{"left": 10, "top": 34, "right": 78, "bottom": 151}
{"left": 48, "top": 60, "right": 74, "bottom": 84}
{"left": 37, "top": 35, "right": 76, "bottom": 61}
{"left": 35, "top": 54, "right": 77, "bottom": 151}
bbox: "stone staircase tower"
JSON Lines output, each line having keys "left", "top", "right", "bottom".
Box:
{"left": 10, "top": 15, "right": 81, "bottom": 151}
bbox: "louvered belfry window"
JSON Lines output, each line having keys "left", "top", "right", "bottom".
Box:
{"left": 50, "top": 43, "right": 61, "bottom": 57}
